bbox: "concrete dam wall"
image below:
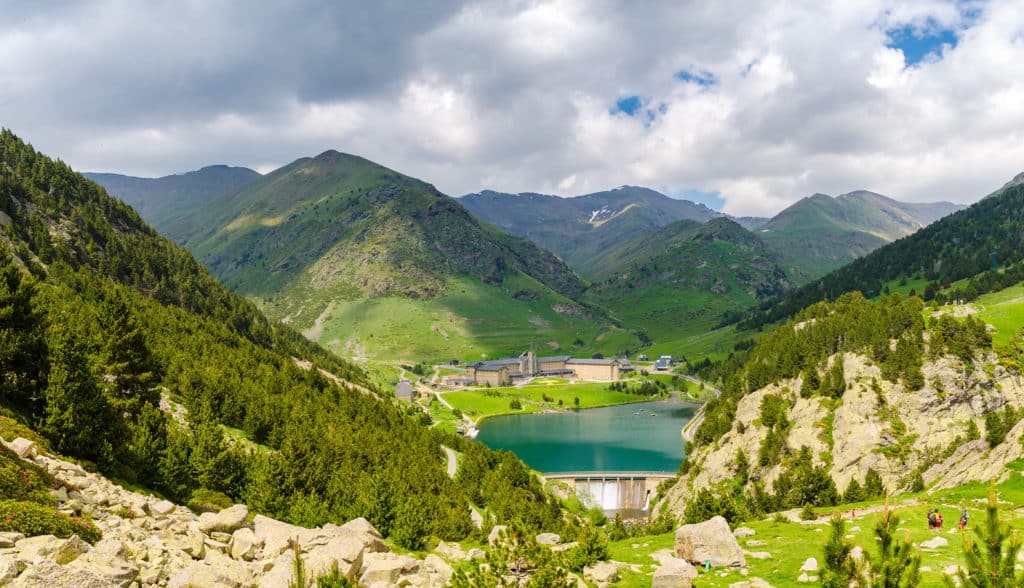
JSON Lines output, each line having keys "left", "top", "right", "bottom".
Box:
{"left": 574, "top": 476, "right": 650, "bottom": 511}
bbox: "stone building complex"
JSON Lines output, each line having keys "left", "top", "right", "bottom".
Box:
{"left": 466, "top": 350, "right": 632, "bottom": 386}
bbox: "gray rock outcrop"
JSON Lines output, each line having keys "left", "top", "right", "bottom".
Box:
{"left": 675, "top": 516, "right": 746, "bottom": 568}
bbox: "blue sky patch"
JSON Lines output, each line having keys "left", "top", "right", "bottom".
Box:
{"left": 886, "top": 22, "right": 958, "bottom": 66}
{"left": 675, "top": 69, "right": 716, "bottom": 86}
{"left": 612, "top": 95, "right": 643, "bottom": 116}
{"left": 672, "top": 188, "right": 725, "bottom": 210}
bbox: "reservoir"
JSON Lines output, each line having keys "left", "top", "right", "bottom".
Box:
{"left": 476, "top": 397, "right": 695, "bottom": 474}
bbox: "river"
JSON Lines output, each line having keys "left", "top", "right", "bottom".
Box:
{"left": 476, "top": 397, "right": 695, "bottom": 474}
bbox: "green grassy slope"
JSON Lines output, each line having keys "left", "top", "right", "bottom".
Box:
{"left": 167, "top": 150, "right": 634, "bottom": 359}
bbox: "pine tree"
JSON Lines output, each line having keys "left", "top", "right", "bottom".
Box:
{"left": 822, "top": 514, "right": 858, "bottom": 588}
{"left": 947, "top": 487, "right": 1024, "bottom": 587}
{"left": 608, "top": 513, "right": 628, "bottom": 541}
{"left": 98, "top": 292, "right": 159, "bottom": 420}
{"left": 843, "top": 478, "right": 866, "bottom": 503}
{"left": 863, "top": 507, "right": 921, "bottom": 588}
{"left": 864, "top": 468, "right": 885, "bottom": 499}
{"left": 0, "top": 247, "right": 47, "bottom": 407}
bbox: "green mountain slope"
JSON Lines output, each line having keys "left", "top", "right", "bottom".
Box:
{"left": 459, "top": 187, "right": 722, "bottom": 278}
{"left": 84, "top": 166, "right": 260, "bottom": 236}
{"left": 758, "top": 190, "right": 963, "bottom": 279}
{"left": 744, "top": 178, "right": 1024, "bottom": 328}
{"left": 169, "top": 150, "right": 636, "bottom": 359}
{"left": 583, "top": 218, "right": 793, "bottom": 350}
{"left": 0, "top": 129, "right": 567, "bottom": 549}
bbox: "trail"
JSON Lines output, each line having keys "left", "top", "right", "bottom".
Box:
{"left": 680, "top": 374, "right": 720, "bottom": 443}
{"left": 442, "top": 445, "right": 458, "bottom": 478}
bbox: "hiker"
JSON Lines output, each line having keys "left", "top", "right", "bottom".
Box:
{"left": 937, "top": 511, "right": 943, "bottom": 530}
{"left": 959, "top": 508, "right": 968, "bottom": 530}
{"left": 927, "top": 509, "right": 937, "bottom": 530}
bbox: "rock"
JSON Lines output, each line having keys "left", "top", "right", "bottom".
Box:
{"left": 733, "top": 527, "right": 756, "bottom": 538}
{"left": 536, "top": 532, "right": 561, "bottom": 545}
{"left": 230, "top": 527, "right": 256, "bottom": 561}
{"left": 253, "top": 514, "right": 302, "bottom": 559}
{"left": 800, "top": 557, "right": 819, "bottom": 572}
{"left": 567, "top": 572, "right": 587, "bottom": 588}
{"left": 49, "top": 487, "right": 68, "bottom": 502}
{"left": 68, "top": 551, "right": 140, "bottom": 587}
{"left": 178, "top": 529, "right": 205, "bottom": 559}
{"left": 746, "top": 539, "right": 766, "bottom": 547}
{"left": 0, "top": 556, "right": 21, "bottom": 585}
{"left": 851, "top": 546, "right": 864, "bottom": 560}
{"left": 731, "top": 583, "right": 751, "bottom": 588}
{"left": 211, "top": 531, "right": 233, "bottom": 543}
{"left": 551, "top": 541, "right": 579, "bottom": 552}
{"left": 257, "top": 551, "right": 297, "bottom": 588}
{"left": 359, "top": 552, "right": 420, "bottom": 586}
{"left": 15, "top": 534, "right": 91, "bottom": 565}
{"left": 0, "top": 532, "right": 25, "bottom": 548}
{"left": 8, "top": 437, "right": 38, "bottom": 459}
{"left": 466, "top": 548, "right": 486, "bottom": 560}
{"left": 651, "top": 557, "right": 698, "bottom": 587}
{"left": 198, "top": 504, "right": 249, "bottom": 534}
{"left": 151, "top": 500, "right": 176, "bottom": 516}
{"left": 674, "top": 516, "right": 746, "bottom": 568}
{"left": 746, "top": 551, "right": 772, "bottom": 560}
{"left": 488, "top": 525, "right": 508, "bottom": 546}
{"left": 583, "top": 561, "right": 622, "bottom": 587}
{"left": 435, "top": 540, "right": 467, "bottom": 561}
{"left": 422, "top": 553, "right": 453, "bottom": 586}
{"left": 10, "top": 559, "right": 116, "bottom": 588}
{"left": 922, "top": 536, "right": 949, "bottom": 549}
{"left": 168, "top": 556, "right": 252, "bottom": 588}
{"left": 338, "top": 517, "right": 387, "bottom": 553}
{"left": 945, "top": 564, "right": 962, "bottom": 575}
{"left": 797, "top": 573, "right": 818, "bottom": 583}
{"left": 303, "top": 535, "right": 365, "bottom": 580}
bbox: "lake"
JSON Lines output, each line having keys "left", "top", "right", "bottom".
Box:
{"left": 476, "top": 398, "right": 695, "bottom": 474}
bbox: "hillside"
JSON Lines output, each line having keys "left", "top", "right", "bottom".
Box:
{"left": 85, "top": 165, "right": 260, "bottom": 237}
{"left": 168, "top": 151, "right": 636, "bottom": 359}
{"left": 744, "top": 178, "right": 1024, "bottom": 329}
{"left": 0, "top": 129, "right": 569, "bottom": 552}
{"left": 758, "top": 191, "right": 963, "bottom": 279}
{"left": 459, "top": 187, "right": 722, "bottom": 278}
{"left": 583, "top": 218, "right": 793, "bottom": 351}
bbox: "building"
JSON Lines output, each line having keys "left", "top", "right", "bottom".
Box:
{"left": 654, "top": 355, "right": 672, "bottom": 371}
{"left": 395, "top": 378, "right": 414, "bottom": 400}
{"left": 466, "top": 349, "right": 623, "bottom": 385}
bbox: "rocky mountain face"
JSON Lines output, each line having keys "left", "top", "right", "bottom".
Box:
{"left": 658, "top": 349, "right": 1024, "bottom": 518}
{"left": 459, "top": 187, "right": 722, "bottom": 279}
{"left": 85, "top": 166, "right": 260, "bottom": 239}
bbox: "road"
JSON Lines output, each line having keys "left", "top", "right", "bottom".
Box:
{"left": 679, "top": 374, "right": 720, "bottom": 444}
{"left": 442, "top": 445, "right": 458, "bottom": 478}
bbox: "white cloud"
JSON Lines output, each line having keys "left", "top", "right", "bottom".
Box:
{"left": 1, "top": 0, "right": 1023, "bottom": 216}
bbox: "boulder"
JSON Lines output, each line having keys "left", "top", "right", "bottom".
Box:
{"left": 253, "top": 514, "right": 303, "bottom": 559}
{"left": 733, "top": 527, "right": 756, "bottom": 538}
{"left": 551, "top": 541, "right": 579, "bottom": 553}
{"left": 338, "top": 517, "right": 387, "bottom": 553}
{"left": 303, "top": 535, "right": 365, "bottom": 580}
{"left": 359, "top": 552, "right": 420, "bottom": 586}
{"left": 651, "top": 557, "right": 698, "bottom": 587}
{"left": 435, "top": 540, "right": 467, "bottom": 561}
{"left": 10, "top": 559, "right": 116, "bottom": 588}
{"left": 800, "top": 557, "right": 819, "bottom": 572}
{"left": 797, "top": 573, "right": 818, "bottom": 583}
{"left": 15, "top": 534, "right": 91, "bottom": 565}
{"left": 922, "top": 536, "right": 949, "bottom": 549}
{"left": 230, "top": 528, "right": 256, "bottom": 561}
{"left": 257, "top": 551, "right": 297, "bottom": 588}
{"left": 0, "top": 532, "right": 25, "bottom": 548}
{"left": 583, "top": 561, "right": 622, "bottom": 587}
{"left": 746, "top": 551, "right": 772, "bottom": 560}
{"left": 8, "top": 437, "right": 38, "bottom": 459}
{"left": 151, "top": 500, "right": 177, "bottom": 516}
{"left": 536, "top": 532, "right": 561, "bottom": 545}
{"left": 167, "top": 558, "right": 252, "bottom": 588}
{"left": 466, "top": 548, "right": 486, "bottom": 560}
{"left": 488, "top": 524, "right": 508, "bottom": 546}
{"left": 421, "top": 554, "right": 453, "bottom": 586}
{"left": 0, "top": 556, "right": 21, "bottom": 585}
{"left": 199, "top": 504, "right": 249, "bottom": 534}
{"left": 674, "top": 516, "right": 746, "bottom": 568}
{"left": 68, "top": 551, "right": 140, "bottom": 587}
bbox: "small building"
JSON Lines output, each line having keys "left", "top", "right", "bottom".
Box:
{"left": 618, "top": 359, "right": 636, "bottom": 373}
{"left": 466, "top": 358, "right": 520, "bottom": 386}
{"left": 654, "top": 356, "right": 671, "bottom": 371}
{"left": 395, "top": 378, "right": 414, "bottom": 401}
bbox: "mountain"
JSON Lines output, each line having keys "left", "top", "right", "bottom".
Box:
{"left": 459, "top": 187, "right": 722, "bottom": 278}
{"left": 167, "top": 150, "right": 637, "bottom": 359}
{"left": 0, "top": 128, "right": 566, "bottom": 551}
{"left": 757, "top": 190, "right": 964, "bottom": 279}
{"left": 84, "top": 165, "right": 260, "bottom": 235}
{"left": 744, "top": 176, "right": 1024, "bottom": 329}
{"left": 583, "top": 217, "right": 793, "bottom": 349}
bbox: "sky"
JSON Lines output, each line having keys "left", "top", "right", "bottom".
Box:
{"left": 2, "top": 0, "right": 1023, "bottom": 217}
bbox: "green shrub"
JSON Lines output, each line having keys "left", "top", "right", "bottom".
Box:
{"left": 187, "top": 488, "right": 234, "bottom": 513}
{"left": 0, "top": 499, "right": 101, "bottom": 543}
{"left": 0, "top": 445, "right": 59, "bottom": 506}
{"left": 801, "top": 502, "right": 816, "bottom": 521}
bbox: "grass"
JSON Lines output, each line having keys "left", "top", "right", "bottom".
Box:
{"left": 443, "top": 380, "right": 656, "bottom": 423}
{"left": 971, "top": 281, "right": 1024, "bottom": 349}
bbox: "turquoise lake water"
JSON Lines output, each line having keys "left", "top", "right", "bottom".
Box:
{"left": 476, "top": 398, "right": 695, "bottom": 474}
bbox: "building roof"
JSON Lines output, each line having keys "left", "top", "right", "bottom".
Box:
{"left": 474, "top": 360, "right": 514, "bottom": 372}
{"left": 538, "top": 355, "right": 570, "bottom": 363}
{"left": 395, "top": 379, "right": 413, "bottom": 398}
{"left": 566, "top": 358, "right": 621, "bottom": 366}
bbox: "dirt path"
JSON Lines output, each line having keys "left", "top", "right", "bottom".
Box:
{"left": 442, "top": 445, "right": 458, "bottom": 478}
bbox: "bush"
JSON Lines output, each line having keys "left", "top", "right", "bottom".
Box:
{"left": 801, "top": 503, "right": 816, "bottom": 521}
{"left": 0, "top": 445, "right": 59, "bottom": 506}
{"left": 0, "top": 499, "right": 101, "bottom": 543}
{"left": 187, "top": 488, "right": 234, "bottom": 513}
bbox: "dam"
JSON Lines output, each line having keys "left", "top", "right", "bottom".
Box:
{"left": 545, "top": 472, "right": 673, "bottom": 514}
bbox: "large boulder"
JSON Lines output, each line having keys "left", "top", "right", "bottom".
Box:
{"left": 536, "top": 532, "right": 561, "bottom": 545}
{"left": 652, "top": 557, "right": 699, "bottom": 587}
{"left": 303, "top": 535, "right": 365, "bottom": 580}
{"left": 198, "top": 504, "right": 249, "bottom": 534}
{"left": 10, "top": 559, "right": 116, "bottom": 588}
{"left": 337, "top": 517, "right": 387, "bottom": 553}
{"left": 230, "top": 528, "right": 256, "bottom": 561}
{"left": 7, "top": 437, "right": 38, "bottom": 459}
{"left": 15, "top": 534, "right": 91, "bottom": 565}
{"left": 0, "top": 556, "right": 21, "bottom": 585}
{"left": 359, "top": 552, "right": 420, "bottom": 586}
{"left": 253, "top": 514, "right": 303, "bottom": 559}
{"left": 167, "top": 558, "right": 252, "bottom": 588}
{"left": 583, "top": 561, "right": 623, "bottom": 587}
{"left": 151, "top": 500, "right": 177, "bottom": 516}
{"left": 68, "top": 551, "right": 139, "bottom": 587}
{"left": 674, "top": 516, "right": 746, "bottom": 568}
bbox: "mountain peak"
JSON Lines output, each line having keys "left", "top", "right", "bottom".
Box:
{"left": 1002, "top": 171, "right": 1024, "bottom": 190}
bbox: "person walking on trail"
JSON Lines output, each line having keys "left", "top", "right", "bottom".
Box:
{"left": 927, "top": 509, "right": 937, "bottom": 531}
{"left": 959, "top": 507, "right": 969, "bottom": 530}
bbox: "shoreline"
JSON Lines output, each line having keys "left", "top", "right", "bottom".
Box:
{"left": 470, "top": 393, "right": 673, "bottom": 427}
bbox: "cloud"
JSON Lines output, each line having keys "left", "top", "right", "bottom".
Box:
{"left": 1, "top": 0, "right": 1022, "bottom": 217}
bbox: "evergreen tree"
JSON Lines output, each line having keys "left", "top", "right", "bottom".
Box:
{"left": 735, "top": 449, "right": 750, "bottom": 486}
{"left": 863, "top": 508, "right": 921, "bottom": 588}
{"left": 608, "top": 513, "right": 628, "bottom": 541}
{"left": 843, "top": 478, "right": 866, "bottom": 503}
{"left": 864, "top": 468, "right": 885, "bottom": 499}
{"left": 98, "top": 292, "right": 160, "bottom": 420}
{"left": 822, "top": 514, "right": 859, "bottom": 588}
{"left": 42, "top": 320, "right": 114, "bottom": 463}
{"left": 0, "top": 248, "right": 46, "bottom": 407}
{"left": 947, "top": 487, "right": 1024, "bottom": 587}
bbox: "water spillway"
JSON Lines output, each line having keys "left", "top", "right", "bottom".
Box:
{"left": 575, "top": 475, "right": 649, "bottom": 511}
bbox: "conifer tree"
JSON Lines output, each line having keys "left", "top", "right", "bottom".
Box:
{"left": 863, "top": 507, "right": 920, "bottom": 587}
{"left": 822, "top": 514, "right": 858, "bottom": 588}
{"left": 98, "top": 292, "right": 159, "bottom": 420}
{"left": 0, "top": 248, "right": 46, "bottom": 407}
{"left": 864, "top": 468, "right": 885, "bottom": 499}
